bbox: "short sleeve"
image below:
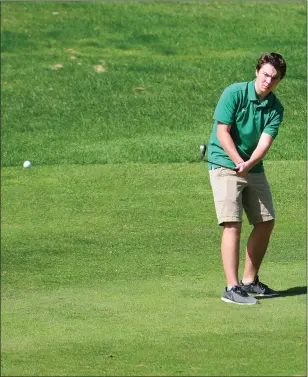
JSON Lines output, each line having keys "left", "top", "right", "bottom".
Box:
{"left": 213, "top": 86, "right": 238, "bottom": 125}
{"left": 263, "top": 107, "right": 284, "bottom": 139}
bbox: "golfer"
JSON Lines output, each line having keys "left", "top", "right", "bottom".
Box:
{"left": 208, "top": 52, "right": 287, "bottom": 305}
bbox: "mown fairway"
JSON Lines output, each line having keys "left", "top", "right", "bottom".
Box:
{"left": 1, "top": 2, "right": 306, "bottom": 376}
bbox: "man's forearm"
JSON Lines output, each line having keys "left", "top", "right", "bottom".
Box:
{"left": 217, "top": 124, "right": 244, "bottom": 165}
{"left": 246, "top": 133, "right": 274, "bottom": 170}
{"left": 217, "top": 124, "right": 275, "bottom": 172}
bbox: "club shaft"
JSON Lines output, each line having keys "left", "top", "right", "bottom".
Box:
{"left": 203, "top": 159, "right": 237, "bottom": 171}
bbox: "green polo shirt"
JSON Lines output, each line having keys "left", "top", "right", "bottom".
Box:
{"left": 208, "top": 79, "right": 284, "bottom": 173}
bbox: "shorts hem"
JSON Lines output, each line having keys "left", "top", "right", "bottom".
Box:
{"left": 218, "top": 217, "right": 241, "bottom": 226}
{"left": 249, "top": 216, "right": 275, "bottom": 225}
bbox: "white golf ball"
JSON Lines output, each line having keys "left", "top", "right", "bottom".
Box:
{"left": 23, "top": 160, "right": 31, "bottom": 168}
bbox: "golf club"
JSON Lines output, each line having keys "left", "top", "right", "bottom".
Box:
{"left": 200, "top": 143, "right": 238, "bottom": 171}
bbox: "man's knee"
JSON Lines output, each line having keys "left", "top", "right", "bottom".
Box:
{"left": 223, "top": 222, "right": 242, "bottom": 234}
{"left": 254, "top": 219, "right": 275, "bottom": 233}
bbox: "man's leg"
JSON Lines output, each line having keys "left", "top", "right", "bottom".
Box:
{"left": 242, "top": 219, "right": 275, "bottom": 283}
{"left": 221, "top": 222, "right": 242, "bottom": 288}
{"left": 221, "top": 221, "right": 259, "bottom": 304}
{"left": 210, "top": 169, "right": 258, "bottom": 304}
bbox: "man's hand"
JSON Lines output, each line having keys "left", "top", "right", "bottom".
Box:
{"left": 235, "top": 161, "right": 250, "bottom": 177}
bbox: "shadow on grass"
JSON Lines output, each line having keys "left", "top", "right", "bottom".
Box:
{"left": 258, "top": 286, "right": 307, "bottom": 300}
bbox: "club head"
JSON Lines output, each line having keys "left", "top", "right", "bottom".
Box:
{"left": 200, "top": 144, "right": 206, "bottom": 160}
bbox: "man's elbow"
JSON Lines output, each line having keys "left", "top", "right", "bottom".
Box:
{"left": 217, "top": 123, "right": 231, "bottom": 144}
{"left": 260, "top": 133, "right": 274, "bottom": 150}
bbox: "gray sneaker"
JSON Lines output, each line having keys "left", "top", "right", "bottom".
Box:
{"left": 240, "top": 276, "right": 279, "bottom": 297}
{"left": 221, "top": 286, "right": 259, "bottom": 305}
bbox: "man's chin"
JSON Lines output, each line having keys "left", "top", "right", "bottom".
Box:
{"left": 260, "top": 88, "right": 271, "bottom": 97}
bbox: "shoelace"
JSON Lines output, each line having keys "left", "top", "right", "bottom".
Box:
{"left": 232, "top": 285, "right": 249, "bottom": 296}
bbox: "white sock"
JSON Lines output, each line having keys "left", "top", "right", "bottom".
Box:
{"left": 242, "top": 279, "right": 253, "bottom": 285}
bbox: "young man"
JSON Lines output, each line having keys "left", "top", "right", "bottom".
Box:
{"left": 208, "top": 52, "right": 287, "bottom": 305}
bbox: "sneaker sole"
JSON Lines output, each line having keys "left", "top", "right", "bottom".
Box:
{"left": 244, "top": 292, "right": 279, "bottom": 297}
{"left": 255, "top": 293, "right": 279, "bottom": 297}
{"left": 221, "top": 297, "right": 259, "bottom": 305}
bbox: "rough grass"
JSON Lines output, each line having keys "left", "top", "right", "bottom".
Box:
{"left": 1, "top": 1, "right": 306, "bottom": 166}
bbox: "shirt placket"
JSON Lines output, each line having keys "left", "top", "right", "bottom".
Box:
{"left": 253, "top": 102, "right": 265, "bottom": 131}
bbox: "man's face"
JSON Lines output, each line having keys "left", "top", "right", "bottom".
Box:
{"left": 255, "top": 63, "right": 281, "bottom": 97}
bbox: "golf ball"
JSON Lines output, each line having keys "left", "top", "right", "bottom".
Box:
{"left": 23, "top": 160, "right": 31, "bottom": 168}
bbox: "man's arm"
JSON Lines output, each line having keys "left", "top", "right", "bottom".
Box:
{"left": 217, "top": 122, "right": 275, "bottom": 175}
{"left": 217, "top": 122, "right": 245, "bottom": 165}
{"left": 240, "top": 132, "right": 274, "bottom": 169}
{"left": 236, "top": 133, "right": 274, "bottom": 175}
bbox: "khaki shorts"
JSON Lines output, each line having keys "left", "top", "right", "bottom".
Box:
{"left": 209, "top": 167, "right": 275, "bottom": 225}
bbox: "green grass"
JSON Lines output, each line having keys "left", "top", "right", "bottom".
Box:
{"left": 1, "top": 162, "right": 306, "bottom": 376}
{"left": 1, "top": 1, "right": 307, "bottom": 376}
{"left": 1, "top": 1, "right": 306, "bottom": 166}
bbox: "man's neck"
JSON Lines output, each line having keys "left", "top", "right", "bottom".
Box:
{"left": 258, "top": 95, "right": 266, "bottom": 103}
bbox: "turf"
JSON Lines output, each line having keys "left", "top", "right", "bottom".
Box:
{"left": 1, "top": 1, "right": 306, "bottom": 166}
{"left": 1, "top": 1, "right": 307, "bottom": 376}
{"left": 2, "top": 161, "right": 306, "bottom": 376}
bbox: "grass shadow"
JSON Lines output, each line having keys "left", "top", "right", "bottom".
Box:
{"left": 277, "top": 286, "right": 307, "bottom": 297}
{"left": 258, "top": 286, "right": 307, "bottom": 300}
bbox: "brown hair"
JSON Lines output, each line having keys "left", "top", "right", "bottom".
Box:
{"left": 256, "top": 52, "right": 287, "bottom": 79}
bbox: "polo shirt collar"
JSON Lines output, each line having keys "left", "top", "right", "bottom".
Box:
{"left": 248, "top": 79, "right": 259, "bottom": 102}
{"left": 248, "top": 79, "right": 274, "bottom": 107}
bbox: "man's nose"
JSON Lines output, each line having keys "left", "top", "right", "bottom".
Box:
{"left": 266, "top": 76, "right": 272, "bottom": 84}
